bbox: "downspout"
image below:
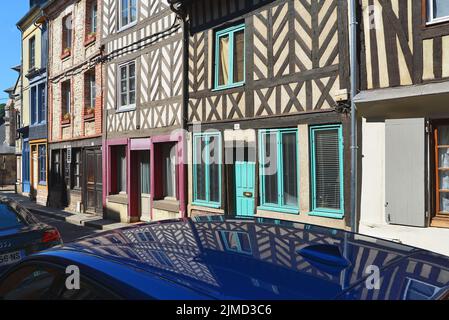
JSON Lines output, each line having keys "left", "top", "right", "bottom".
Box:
{"left": 169, "top": 0, "right": 188, "bottom": 218}
{"left": 349, "top": 0, "right": 359, "bottom": 233}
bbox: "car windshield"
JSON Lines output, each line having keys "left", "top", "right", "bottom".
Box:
{"left": 0, "top": 204, "right": 24, "bottom": 231}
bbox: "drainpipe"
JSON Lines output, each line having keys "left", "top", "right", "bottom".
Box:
{"left": 349, "top": 0, "right": 359, "bottom": 233}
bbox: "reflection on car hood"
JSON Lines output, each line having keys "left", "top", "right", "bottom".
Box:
{"left": 55, "top": 217, "right": 449, "bottom": 300}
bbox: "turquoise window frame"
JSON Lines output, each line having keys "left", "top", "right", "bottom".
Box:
{"left": 309, "top": 124, "right": 345, "bottom": 219}
{"left": 213, "top": 23, "right": 246, "bottom": 91}
{"left": 192, "top": 132, "right": 222, "bottom": 208}
{"left": 258, "top": 128, "right": 300, "bottom": 215}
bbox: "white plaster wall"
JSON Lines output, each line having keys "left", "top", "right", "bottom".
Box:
{"left": 360, "top": 119, "right": 387, "bottom": 226}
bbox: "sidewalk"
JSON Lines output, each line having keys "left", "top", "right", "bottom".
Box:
{"left": 359, "top": 223, "right": 449, "bottom": 257}
{"left": 1, "top": 191, "right": 132, "bottom": 231}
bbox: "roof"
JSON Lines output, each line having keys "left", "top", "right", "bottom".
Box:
{"left": 34, "top": 217, "right": 449, "bottom": 300}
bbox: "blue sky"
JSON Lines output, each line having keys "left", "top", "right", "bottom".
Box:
{"left": 0, "top": 1, "right": 29, "bottom": 103}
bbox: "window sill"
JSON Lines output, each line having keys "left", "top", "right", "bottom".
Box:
{"left": 61, "top": 51, "right": 71, "bottom": 60}
{"left": 258, "top": 206, "right": 299, "bottom": 215}
{"left": 192, "top": 201, "right": 221, "bottom": 209}
{"left": 117, "top": 21, "right": 137, "bottom": 34}
{"left": 153, "top": 199, "right": 180, "bottom": 213}
{"left": 308, "top": 211, "right": 344, "bottom": 220}
{"left": 84, "top": 34, "right": 96, "bottom": 47}
{"left": 84, "top": 113, "right": 95, "bottom": 121}
{"left": 108, "top": 194, "right": 128, "bottom": 205}
{"left": 61, "top": 119, "right": 71, "bottom": 126}
{"left": 38, "top": 182, "right": 47, "bottom": 186}
{"left": 426, "top": 17, "right": 449, "bottom": 26}
{"left": 116, "top": 106, "right": 136, "bottom": 113}
{"left": 212, "top": 82, "right": 245, "bottom": 92}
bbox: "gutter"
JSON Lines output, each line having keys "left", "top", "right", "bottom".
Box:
{"left": 349, "top": 0, "right": 359, "bottom": 233}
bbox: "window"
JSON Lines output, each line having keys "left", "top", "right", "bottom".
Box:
{"left": 30, "top": 86, "right": 37, "bottom": 124}
{"left": 214, "top": 24, "right": 245, "bottom": 90}
{"left": 140, "top": 151, "right": 150, "bottom": 195}
{"left": 162, "top": 143, "right": 177, "bottom": 199}
{"left": 85, "top": 70, "right": 96, "bottom": 109}
{"left": 90, "top": 2, "right": 98, "bottom": 33}
{"left": 30, "top": 83, "right": 46, "bottom": 125}
{"left": 52, "top": 150, "right": 61, "bottom": 184}
{"left": 71, "top": 149, "right": 81, "bottom": 189}
{"left": 62, "top": 14, "right": 73, "bottom": 55}
{"left": 0, "top": 203, "right": 24, "bottom": 230}
{"left": 434, "top": 124, "right": 449, "bottom": 216}
{"left": 120, "top": 0, "right": 137, "bottom": 29}
{"left": 38, "top": 145, "right": 46, "bottom": 185}
{"left": 193, "top": 132, "right": 221, "bottom": 207}
{"left": 118, "top": 61, "right": 136, "bottom": 110}
{"left": 310, "top": 125, "right": 344, "bottom": 218}
{"left": 29, "top": 36, "right": 35, "bottom": 70}
{"left": 403, "top": 278, "right": 442, "bottom": 300}
{"left": 427, "top": 0, "right": 449, "bottom": 24}
{"left": 259, "top": 129, "right": 299, "bottom": 214}
{"left": 113, "top": 146, "right": 127, "bottom": 194}
{"left": 61, "top": 80, "right": 71, "bottom": 118}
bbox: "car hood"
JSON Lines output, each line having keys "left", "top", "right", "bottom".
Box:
{"left": 51, "top": 217, "right": 449, "bottom": 300}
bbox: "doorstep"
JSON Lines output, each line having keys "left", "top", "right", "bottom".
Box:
{"left": 359, "top": 222, "right": 449, "bottom": 257}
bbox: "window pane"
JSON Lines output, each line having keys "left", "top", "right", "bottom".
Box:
{"left": 163, "top": 144, "right": 177, "bottom": 198}
{"left": 233, "top": 29, "right": 244, "bottom": 83}
{"left": 195, "top": 137, "right": 207, "bottom": 202}
{"left": 282, "top": 132, "right": 298, "bottom": 207}
{"left": 314, "top": 129, "right": 341, "bottom": 210}
{"left": 209, "top": 135, "right": 220, "bottom": 203}
{"left": 218, "top": 35, "right": 230, "bottom": 86}
{"left": 140, "top": 151, "right": 150, "bottom": 195}
{"left": 121, "top": 0, "right": 129, "bottom": 26}
{"left": 130, "top": 0, "right": 137, "bottom": 22}
{"left": 434, "top": 0, "right": 449, "bottom": 18}
{"left": 262, "top": 132, "right": 278, "bottom": 205}
{"left": 117, "top": 147, "right": 127, "bottom": 193}
{"left": 438, "top": 126, "right": 449, "bottom": 145}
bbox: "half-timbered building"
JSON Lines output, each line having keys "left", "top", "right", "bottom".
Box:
{"left": 172, "top": 0, "right": 353, "bottom": 229}
{"left": 101, "top": 0, "right": 185, "bottom": 223}
{"left": 44, "top": 0, "right": 103, "bottom": 214}
{"left": 357, "top": 1, "right": 449, "bottom": 233}
{"left": 16, "top": 0, "right": 50, "bottom": 205}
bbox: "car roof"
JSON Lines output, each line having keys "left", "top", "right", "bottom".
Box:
{"left": 35, "top": 217, "right": 449, "bottom": 300}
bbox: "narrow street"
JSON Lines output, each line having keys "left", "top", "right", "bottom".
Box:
{"left": 33, "top": 212, "right": 101, "bottom": 243}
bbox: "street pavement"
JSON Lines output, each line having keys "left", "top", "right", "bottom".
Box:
{"left": 33, "top": 211, "right": 102, "bottom": 244}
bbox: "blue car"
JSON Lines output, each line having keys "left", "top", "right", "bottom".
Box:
{"left": 0, "top": 216, "right": 448, "bottom": 300}
{"left": 0, "top": 197, "right": 62, "bottom": 276}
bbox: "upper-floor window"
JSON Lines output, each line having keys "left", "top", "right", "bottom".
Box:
{"left": 85, "top": 70, "right": 96, "bottom": 111}
{"left": 30, "top": 83, "right": 46, "bottom": 125}
{"left": 61, "top": 80, "right": 71, "bottom": 119}
{"left": 86, "top": 0, "right": 98, "bottom": 40}
{"left": 29, "top": 36, "right": 36, "bottom": 70}
{"left": 214, "top": 24, "right": 245, "bottom": 90}
{"left": 62, "top": 14, "right": 73, "bottom": 56}
{"left": 120, "top": 0, "right": 137, "bottom": 29}
{"left": 91, "top": 2, "right": 98, "bottom": 33}
{"left": 118, "top": 61, "right": 136, "bottom": 110}
{"left": 427, "top": 0, "right": 449, "bottom": 24}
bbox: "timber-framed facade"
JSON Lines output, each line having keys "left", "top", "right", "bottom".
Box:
{"left": 358, "top": 0, "right": 449, "bottom": 231}
{"left": 101, "top": 0, "right": 186, "bottom": 223}
{"left": 174, "top": 0, "right": 354, "bottom": 229}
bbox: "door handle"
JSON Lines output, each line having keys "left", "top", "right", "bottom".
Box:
{"left": 243, "top": 192, "right": 253, "bottom": 198}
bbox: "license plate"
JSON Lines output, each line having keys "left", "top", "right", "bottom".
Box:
{"left": 0, "top": 251, "right": 24, "bottom": 267}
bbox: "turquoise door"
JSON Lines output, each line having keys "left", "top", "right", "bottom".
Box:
{"left": 235, "top": 161, "right": 256, "bottom": 216}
